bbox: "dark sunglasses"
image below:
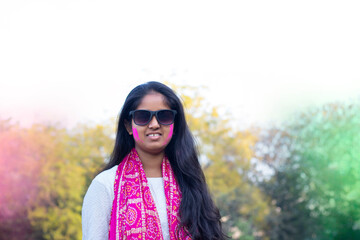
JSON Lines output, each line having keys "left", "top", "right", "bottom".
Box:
{"left": 129, "top": 109, "right": 177, "bottom": 126}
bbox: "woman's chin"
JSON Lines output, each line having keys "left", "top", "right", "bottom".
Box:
{"left": 135, "top": 144, "right": 166, "bottom": 155}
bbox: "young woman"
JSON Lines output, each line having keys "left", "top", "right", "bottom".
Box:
{"left": 82, "top": 82, "right": 226, "bottom": 240}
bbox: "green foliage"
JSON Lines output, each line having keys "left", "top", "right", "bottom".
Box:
{"left": 290, "top": 103, "right": 360, "bottom": 239}
{"left": 260, "top": 102, "right": 360, "bottom": 239}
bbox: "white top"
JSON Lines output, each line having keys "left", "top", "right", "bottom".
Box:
{"left": 82, "top": 165, "right": 170, "bottom": 240}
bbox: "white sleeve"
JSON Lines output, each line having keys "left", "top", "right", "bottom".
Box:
{"left": 82, "top": 179, "right": 113, "bottom": 240}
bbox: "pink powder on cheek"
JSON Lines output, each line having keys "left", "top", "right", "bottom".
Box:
{"left": 164, "top": 124, "right": 174, "bottom": 145}
{"left": 132, "top": 127, "right": 142, "bottom": 143}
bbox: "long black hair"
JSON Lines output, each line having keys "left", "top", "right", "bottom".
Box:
{"left": 104, "top": 81, "right": 227, "bottom": 240}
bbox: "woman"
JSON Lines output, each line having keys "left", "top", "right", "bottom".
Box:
{"left": 82, "top": 82, "right": 226, "bottom": 240}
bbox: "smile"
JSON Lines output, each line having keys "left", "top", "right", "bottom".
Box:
{"left": 146, "top": 133, "right": 161, "bottom": 137}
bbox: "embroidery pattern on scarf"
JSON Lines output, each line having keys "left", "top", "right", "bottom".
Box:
{"left": 108, "top": 148, "right": 191, "bottom": 240}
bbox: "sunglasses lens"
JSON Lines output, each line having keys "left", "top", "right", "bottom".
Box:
{"left": 133, "top": 110, "right": 151, "bottom": 125}
{"left": 157, "top": 110, "right": 175, "bottom": 125}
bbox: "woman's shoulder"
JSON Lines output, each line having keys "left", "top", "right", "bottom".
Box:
{"left": 92, "top": 165, "right": 118, "bottom": 188}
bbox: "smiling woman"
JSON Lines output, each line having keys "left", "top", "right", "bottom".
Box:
{"left": 81, "top": 81, "right": 226, "bottom": 240}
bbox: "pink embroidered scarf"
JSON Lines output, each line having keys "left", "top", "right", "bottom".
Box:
{"left": 108, "top": 148, "right": 191, "bottom": 240}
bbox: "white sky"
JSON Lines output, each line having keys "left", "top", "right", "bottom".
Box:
{"left": 1, "top": 0, "right": 360, "bottom": 129}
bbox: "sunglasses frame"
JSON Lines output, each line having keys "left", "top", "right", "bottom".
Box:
{"left": 129, "top": 109, "right": 177, "bottom": 126}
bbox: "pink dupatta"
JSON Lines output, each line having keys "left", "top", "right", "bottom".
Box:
{"left": 108, "top": 148, "right": 191, "bottom": 240}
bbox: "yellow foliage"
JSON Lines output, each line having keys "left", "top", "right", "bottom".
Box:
{"left": 26, "top": 123, "right": 113, "bottom": 239}
{"left": 171, "top": 82, "right": 270, "bottom": 233}
{"left": 4, "top": 82, "right": 271, "bottom": 239}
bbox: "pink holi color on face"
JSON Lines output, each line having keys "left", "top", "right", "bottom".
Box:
{"left": 164, "top": 124, "right": 174, "bottom": 145}
{"left": 132, "top": 127, "right": 142, "bottom": 143}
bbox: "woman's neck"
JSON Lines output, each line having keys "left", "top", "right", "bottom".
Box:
{"left": 135, "top": 147, "right": 164, "bottom": 178}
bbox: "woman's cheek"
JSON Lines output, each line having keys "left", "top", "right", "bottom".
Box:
{"left": 163, "top": 124, "right": 174, "bottom": 146}
{"left": 132, "top": 126, "right": 142, "bottom": 143}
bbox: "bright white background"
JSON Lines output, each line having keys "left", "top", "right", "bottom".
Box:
{"left": 1, "top": 0, "right": 360, "bottom": 129}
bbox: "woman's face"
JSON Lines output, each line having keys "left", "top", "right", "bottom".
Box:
{"left": 128, "top": 92, "right": 175, "bottom": 155}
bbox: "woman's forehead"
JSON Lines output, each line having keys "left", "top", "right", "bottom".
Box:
{"left": 136, "top": 92, "right": 170, "bottom": 110}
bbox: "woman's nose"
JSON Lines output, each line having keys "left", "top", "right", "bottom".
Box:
{"left": 148, "top": 115, "right": 160, "bottom": 128}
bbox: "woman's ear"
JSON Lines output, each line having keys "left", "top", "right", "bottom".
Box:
{"left": 124, "top": 120, "right": 133, "bottom": 135}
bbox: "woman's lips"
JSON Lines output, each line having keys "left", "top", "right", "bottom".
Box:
{"left": 146, "top": 133, "right": 161, "bottom": 140}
